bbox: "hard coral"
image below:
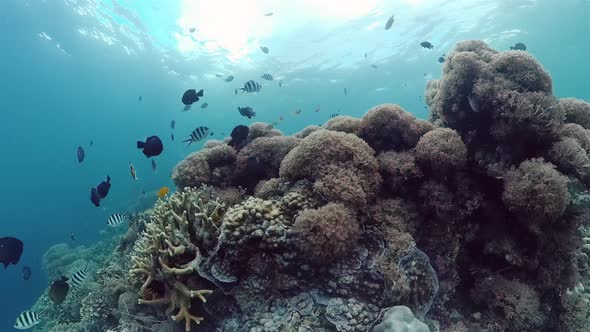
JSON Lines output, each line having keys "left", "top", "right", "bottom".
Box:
{"left": 235, "top": 136, "right": 300, "bottom": 180}
{"left": 129, "top": 188, "right": 224, "bottom": 331}
{"left": 293, "top": 203, "right": 360, "bottom": 263}
{"left": 415, "top": 128, "right": 467, "bottom": 171}
{"left": 279, "top": 129, "right": 381, "bottom": 208}
{"left": 502, "top": 158, "right": 570, "bottom": 222}
{"left": 323, "top": 115, "right": 361, "bottom": 134}
{"left": 248, "top": 122, "right": 283, "bottom": 140}
{"left": 358, "top": 104, "right": 433, "bottom": 152}
{"left": 377, "top": 151, "right": 423, "bottom": 195}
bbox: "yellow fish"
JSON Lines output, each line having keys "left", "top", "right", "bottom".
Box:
{"left": 157, "top": 186, "right": 170, "bottom": 198}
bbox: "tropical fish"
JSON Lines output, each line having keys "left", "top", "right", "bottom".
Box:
{"left": 107, "top": 213, "right": 129, "bottom": 227}
{"left": 90, "top": 188, "right": 101, "bottom": 207}
{"left": 69, "top": 264, "right": 90, "bottom": 287}
{"left": 201, "top": 102, "right": 209, "bottom": 109}
{"left": 238, "top": 106, "right": 256, "bottom": 119}
{"left": 420, "top": 41, "right": 434, "bottom": 49}
{"left": 261, "top": 74, "right": 273, "bottom": 81}
{"left": 137, "top": 136, "right": 163, "bottom": 158}
{"left": 235, "top": 89, "right": 238, "bottom": 95}
{"left": 91, "top": 175, "right": 111, "bottom": 207}
{"left": 139, "top": 95, "right": 142, "bottom": 102}
{"left": 315, "top": 107, "right": 321, "bottom": 112}
{"left": 365, "top": 52, "right": 367, "bottom": 58}
{"left": 330, "top": 113, "right": 340, "bottom": 118}
{"left": 170, "top": 120, "right": 176, "bottom": 129}
{"left": 240, "top": 80, "right": 262, "bottom": 93}
{"left": 189, "top": 27, "right": 196, "bottom": 33}
{"left": 157, "top": 186, "right": 170, "bottom": 198}
{"left": 344, "top": 88, "right": 347, "bottom": 96}
{"left": 260, "top": 46, "right": 269, "bottom": 54}
{"left": 279, "top": 115, "right": 284, "bottom": 121}
{"left": 228, "top": 125, "right": 249, "bottom": 147}
{"left": 385, "top": 15, "right": 395, "bottom": 30}
{"left": 171, "top": 132, "right": 175, "bottom": 141}
{"left": 0, "top": 237, "right": 23, "bottom": 269}
{"left": 371, "top": 64, "right": 378, "bottom": 69}
{"left": 22, "top": 266, "right": 31, "bottom": 280}
{"left": 70, "top": 232, "right": 76, "bottom": 242}
{"left": 151, "top": 159, "right": 157, "bottom": 171}
{"left": 224, "top": 75, "right": 234, "bottom": 82}
{"left": 294, "top": 109, "right": 302, "bottom": 115}
{"left": 279, "top": 80, "right": 282, "bottom": 87}
{"left": 438, "top": 55, "right": 445, "bottom": 63}
{"left": 181, "top": 89, "right": 204, "bottom": 111}
{"left": 89, "top": 140, "right": 93, "bottom": 147}
{"left": 77, "top": 146, "right": 85, "bottom": 163}
{"left": 468, "top": 93, "right": 480, "bottom": 112}
{"left": 215, "top": 74, "right": 224, "bottom": 78}
{"left": 183, "top": 126, "right": 210, "bottom": 147}
{"left": 264, "top": 12, "right": 273, "bottom": 16}
{"left": 130, "top": 162, "right": 138, "bottom": 180}
{"left": 49, "top": 276, "right": 70, "bottom": 304}
{"left": 510, "top": 42, "right": 527, "bottom": 51}
{"left": 14, "top": 310, "right": 43, "bottom": 330}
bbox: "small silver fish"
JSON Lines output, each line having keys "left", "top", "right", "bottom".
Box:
{"left": 468, "top": 93, "right": 480, "bottom": 112}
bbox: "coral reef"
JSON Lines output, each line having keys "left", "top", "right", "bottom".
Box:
{"left": 28, "top": 40, "right": 590, "bottom": 332}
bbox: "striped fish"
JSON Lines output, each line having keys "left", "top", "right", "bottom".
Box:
{"left": 261, "top": 74, "right": 273, "bottom": 81}
{"left": 183, "top": 126, "right": 210, "bottom": 147}
{"left": 240, "top": 80, "right": 262, "bottom": 93}
{"left": 14, "top": 310, "right": 43, "bottom": 330}
{"left": 330, "top": 113, "right": 340, "bottom": 118}
{"left": 107, "top": 213, "right": 129, "bottom": 227}
{"left": 69, "top": 264, "right": 90, "bottom": 287}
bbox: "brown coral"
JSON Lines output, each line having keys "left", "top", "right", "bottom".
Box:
{"left": 279, "top": 129, "right": 381, "bottom": 208}
{"left": 358, "top": 104, "right": 434, "bottom": 152}
{"left": 323, "top": 115, "right": 360, "bottom": 134}
{"left": 172, "top": 145, "right": 236, "bottom": 189}
{"left": 561, "top": 97, "right": 590, "bottom": 129}
{"left": 502, "top": 158, "right": 570, "bottom": 222}
{"left": 293, "top": 203, "right": 360, "bottom": 263}
{"left": 415, "top": 128, "right": 467, "bottom": 171}
{"left": 377, "top": 151, "right": 423, "bottom": 194}
{"left": 235, "top": 136, "right": 300, "bottom": 179}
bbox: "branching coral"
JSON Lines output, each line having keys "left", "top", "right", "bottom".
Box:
{"left": 129, "top": 187, "right": 225, "bottom": 331}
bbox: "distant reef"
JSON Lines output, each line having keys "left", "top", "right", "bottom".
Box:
{"left": 30, "top": 40, "right": 590, "bottom": 332}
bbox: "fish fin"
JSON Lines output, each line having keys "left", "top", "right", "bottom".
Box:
{"left": 136, "top": 141, "right": 145, "bottom": 148}
{"left": 106, "top": 175, "right": 111, "bottom": 183}
{"left": 182, "top": 139, "right": 193, "bottom": 148}
{"left": 196, "top": 89, "right": 204, "bottom": 97}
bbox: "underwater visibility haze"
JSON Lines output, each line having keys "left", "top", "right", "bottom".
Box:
{"left": 1, "top": 0, "right": 590, "bottom": 331}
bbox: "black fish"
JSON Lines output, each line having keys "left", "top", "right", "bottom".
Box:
{"left": 151, "top": 159, "right": 157, "bottom": 171}
{"left": 77, "top": 146, "right": 85, "bottom": 163}
{"left": 139, "top": 96, "right": 142, "bottom": 102}
{"left": 238, "top": 106, "right": 256, "bottom": 119}
{"left": 438, "top": 55, "right": 445, "bottom": 63}
{"left": 260, "top": 46, "right": 269, "bottom": 54}
{"left": 420, "top": 41, "right": 434, "bottom": 49}
{"left": 22, "top": 266, "right": 31, "bottom": 280}
{"left": 89, "top": 140, "right": 93, "bottom": 147}
{"left": 137, "top": 136, "right": 163, "bottom": 158}
{"left": 48, "top": 276, "right": 70, "bottom": 304}
{"left": 181, "top": 89, "right": 204, "bottom": 111}
{"left": 228, "top": 125, "right": 249, "bottom": 147}
{"left": 171, "top": 120, "right": 176, "bottom": 129}
{"left": 97, "top": 175, "right": 111, "bottom": 198}
{"left": 201, "top": 102, "right": 209, "bottom": 109}
{"left": 70, "top": 232, "right": 76, "bottom": 241}
{"left": 224, "top": 75, "right": 234, "bottom": 82}
{"left": 171, "top": 132, "right": 175, "bottom": 141}
{"left": 210, "top": 132, "right": 214, "bottom": 136}
{"left": 90, "top": 188, "right": 101, "bottom": 207}
{"left": 0, "top": 237, "right": 23, "bottom": 269}
{"left": 183, "top": 126, "right": 210, "bottom": 147}
{"left": 510, "top": 42, "right": 527, "bottom": 51}
{"left": 385, "top": 15, "right": 394, "bottom": 30}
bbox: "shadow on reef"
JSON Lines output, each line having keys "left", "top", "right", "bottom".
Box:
{"left": 29, "top": 40, "right": 590, "bottom": 332}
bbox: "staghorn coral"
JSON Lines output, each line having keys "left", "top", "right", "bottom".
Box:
{"left": 358, "top": 104, "right": 434, "bottom": 152}
{"left": 293, "top": 203, "right": 360, "bottom": 263}
{"left": 129, "top": 187, "right": 224, "bottom": 331}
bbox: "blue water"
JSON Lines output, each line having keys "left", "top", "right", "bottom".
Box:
{"left": 0, "top": 0, "right": 589, "bottom": 330}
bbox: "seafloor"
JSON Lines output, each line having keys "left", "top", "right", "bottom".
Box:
{"left": 30, "top": 40, "right": 590, "bottom": 332}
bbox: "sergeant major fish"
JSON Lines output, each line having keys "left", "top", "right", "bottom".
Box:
{"left": 14, "top": 310, "right": 44, "bottom": 330}
{"left": 183, "top": 126, "right": 210, "bottom": 147}
{"left": 240, "top": 80, "right": 262, "bottom": 93}
{"left": 107, "top": 213, "right": 129, "bottom": 227}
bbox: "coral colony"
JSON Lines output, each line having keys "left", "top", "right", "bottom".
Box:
{"left": 29, "top": 41, "right": 590, "bottom": 331}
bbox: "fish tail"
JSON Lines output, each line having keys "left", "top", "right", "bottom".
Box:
{"left": 196, "top": 89, "right": 204, "bottom": 97}
{"left": 182, "top": 139, "right": 193, "bottom": 148}
{"left": 136, "top": 141, "right": 145, "bottom": 148}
